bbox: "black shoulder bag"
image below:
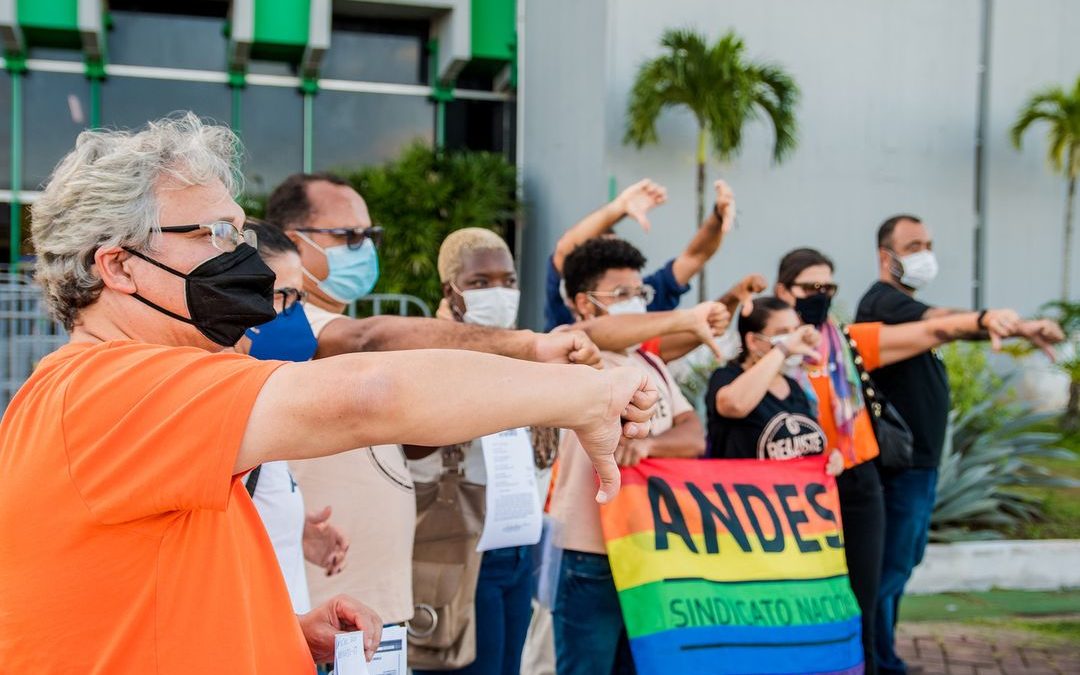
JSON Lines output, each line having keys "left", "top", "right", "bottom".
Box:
{"left": 842, "top": 326, "right": 914, "bottom": 470}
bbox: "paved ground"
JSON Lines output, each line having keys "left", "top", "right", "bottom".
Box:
{"left": 896, "top": 622, "right": 1080, "bottom": 675}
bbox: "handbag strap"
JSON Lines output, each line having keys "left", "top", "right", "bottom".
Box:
{"left": 840, "top": 325, "right": 883, "bottom": 422}
{"left": 245, "top": 465, "right": 262, "bottom": 498}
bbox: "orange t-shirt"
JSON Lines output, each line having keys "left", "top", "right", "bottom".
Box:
{"left": 806, "top": 322, "right": 882, "bottom": 468}
{"left": 0, "top": 341, "right": 314, "bottom": 674}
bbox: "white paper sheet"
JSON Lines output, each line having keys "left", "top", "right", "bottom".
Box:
{"left": 476, "top": 428, "right": 543, "bottom": 552}
{"left": 333, "top": 631, "right": 370, "bottom": 675}
{"left": 367, "top": 625, "right": 407, "bottom": 675}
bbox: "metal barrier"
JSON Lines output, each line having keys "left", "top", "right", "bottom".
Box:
{"left": 0, "top": 272, "right": 68, "bottom": 415}
{"left": 0, "top": 279, "right": 431, "bottom": 413}
{"left": 349, "top": 293, "right": 432, "bottom": 318}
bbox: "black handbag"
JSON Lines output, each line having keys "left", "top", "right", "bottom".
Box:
{"left": 842, "top": 326, "right": 914, "bottom": 470}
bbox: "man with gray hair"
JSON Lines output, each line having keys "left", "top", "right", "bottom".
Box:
{"left": 0, "top": 113, "right": 658, "bottom": 673}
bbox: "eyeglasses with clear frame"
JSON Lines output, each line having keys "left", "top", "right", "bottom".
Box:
{"left": 159, "top": 221, "right": 257, "bottom": 253}
{"left": 292, "top": 226, "right": 384, "bottom": 250}
{"left": 587, "top": 284, "right": 656, "bottom": 305}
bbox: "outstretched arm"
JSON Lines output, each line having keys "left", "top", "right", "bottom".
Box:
{"left": 655, "top": 274, "right": 766, "bottom": 362}
{"left": 316, "top": 315, "right": 601, "bottom": 368}
{"left": 573, "top": 302, "right": 731, "bottom": 358}
{"left": 671, "top": 180, "right": 736, "bottom": 286}
{"left": 239, "top": 352, "right": 659, "bottom": 503}
{"left": 552, "top": 179, "right": 667, "bottom": 273}
{"left": 875, "top": 309, "right": 1036, "bottom": 367}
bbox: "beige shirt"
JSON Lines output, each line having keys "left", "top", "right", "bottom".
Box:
{"left": 291, "top": 302, "right": 417, "bottom": 623}
{"left": 550, "top": 350, "right": 692, "bottom": 554}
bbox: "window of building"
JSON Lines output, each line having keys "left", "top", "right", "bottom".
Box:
{"left": 240, "top": 85, "right": 304, "bottom": 196}
{"left": 108, "top": 6, "right": 228, "bottom": 71}
{"left": 0, "top": 71, "right": 11, "bottom": 189}
{"left": 23, "top": 72, "right": 90, "bottom": 190}
{"left": 320, "top": 18, "right": 427, "bottom": 85}
{"left": 100, "top": 77, "right": 229, "bottom": 131}
{"left": 313, "top": 90, "right": 433, "bottom": 172}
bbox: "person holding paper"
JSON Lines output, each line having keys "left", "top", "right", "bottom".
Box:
{"left": 406, "top": 228, "right": 560, "bottom": 675}
{"left": 549, "top": 237, "right": 709, "bottom": 675}
{"left": 0, "top": 115, "right": 659, "bottom": 674}
{"left": 233, "top": 219, "right": 351, "bottom": 612}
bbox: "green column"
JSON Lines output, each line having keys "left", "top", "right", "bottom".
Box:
{"left": 229, "top": 71, "right": 245, "bottom": 138}
{"left": 9, "top": 63, "right": 24, "bottom": 267}
{"left": 301, "top": 78, "right": 317, "bottom": 173}
{"left": 427, "top": 39, "right": 454, "bottom": 149}
{"left": 86, "top": 59, "right": 105, "bottom": 129}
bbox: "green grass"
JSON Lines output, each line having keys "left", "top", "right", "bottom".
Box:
{"left": 1003, "top": 427, "right": 1080, "bottom": 540}
{"left": 1008, "top": 618, "right": 1080, "bottom": 641}
{"left": 899, "top": 589, "right": 1080, "bottom": 622}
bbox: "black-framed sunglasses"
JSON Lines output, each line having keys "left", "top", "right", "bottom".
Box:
{"left": 275, "top": 287, "right": 307, "bottom": 315}
{"left": 792, "top": 282, "right": 839, "bottom": 298}
{"left": 159, "top": 221, "right": 256, "bottom": 253}
{"left": 293, "top": 226, "right": 384, "bottom": 250}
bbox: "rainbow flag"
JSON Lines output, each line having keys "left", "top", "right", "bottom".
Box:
{"left": 600, "top": 457, "right": 863, "bottom": 675}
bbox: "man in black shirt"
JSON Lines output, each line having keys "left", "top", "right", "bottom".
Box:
{"left": 857, "top": 215, "right": 1064, "bottom": 675}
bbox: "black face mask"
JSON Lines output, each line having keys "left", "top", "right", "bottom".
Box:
{"left": 123, "top": 243, "right": 277, "bottom": 346}
{"left": 794, "top": 293, "right": 832, "bottom": 327}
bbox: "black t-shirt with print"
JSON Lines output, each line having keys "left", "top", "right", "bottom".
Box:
{"left": 705, "top": 363, "right": 828, "bottom": 461}
{"left": 856, "top": 281, "right": 950, "bottom": 468}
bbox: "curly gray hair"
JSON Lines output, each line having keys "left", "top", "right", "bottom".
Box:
{"left": 31, "top": 113, "right": 241, "bottom": 330}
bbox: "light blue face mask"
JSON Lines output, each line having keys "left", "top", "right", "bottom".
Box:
{"left": 296, "top": 232, "right": 380, "bottom": 303}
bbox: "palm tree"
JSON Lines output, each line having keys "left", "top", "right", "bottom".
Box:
{"left": 624, "top": 29, "right": 799, "bottom": 300}
{"left": 1011, "top": 76, "right": 1080, "bottom": 300}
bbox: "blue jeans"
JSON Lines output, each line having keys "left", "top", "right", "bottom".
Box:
{"left": 875, "top": 467, "right": 939, "bottom": 675}
{"left": 552, "top": 550, "right": 636, "bottom": 675}
{"left": 416, "top": 545, "right": 533, "bottom": 675}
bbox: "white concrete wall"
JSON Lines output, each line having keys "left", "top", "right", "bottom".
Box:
{"left": 520, "top": 0, "right": 1078, "bottom": 329}
{"left": 984, "top": 0, "right": 1080, "bottom": 311}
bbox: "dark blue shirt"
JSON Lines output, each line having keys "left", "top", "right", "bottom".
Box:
{"left": 543, "top": 255, "right": 692, "bottom": 331}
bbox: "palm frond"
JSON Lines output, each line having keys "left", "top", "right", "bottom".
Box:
{"left": 624, "top": 28, "right": 799, "bottom": 165}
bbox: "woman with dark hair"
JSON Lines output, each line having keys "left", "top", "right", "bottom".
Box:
{"left": 706, "top": 296, "right": 844, "bottom": 474}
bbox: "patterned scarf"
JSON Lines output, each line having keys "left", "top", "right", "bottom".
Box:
{"left": 813, "top": 320, "right": 865, "bottom": 462}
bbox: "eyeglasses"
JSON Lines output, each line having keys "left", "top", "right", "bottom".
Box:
{"left": 159, "top": 221, "right": 257, "bottom": 253}
{"left": 293, "top": 226, "right": 384, "bottom": 250}
{"left": 587, "top": 284, "right": 656, "bottom": 305}
{"left": 275, "top": 287, "right": 307, "bottom": 315}
{"left": 792, "top": 282, "right": 838, "bottom": 298}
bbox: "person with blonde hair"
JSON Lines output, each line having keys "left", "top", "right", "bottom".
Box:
{"left": 0, "top": 114, "right": 659, "bottom": 674}
{"left": 407, "top": 227, "right": 555, "bottom": 675}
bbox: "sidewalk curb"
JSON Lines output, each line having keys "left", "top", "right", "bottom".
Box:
{"left": 908, "top": 539, "right": 1080, "bottom": 594}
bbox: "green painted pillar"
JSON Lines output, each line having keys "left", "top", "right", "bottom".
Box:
{"left": 229, "top": 72, "right": 245, "bottom": 138}
{"left": 301, "top": 78, "right": 317, "bottom": 173}
{"left": 427, "top": 39, "right": 454, "bottom": 149}
{"left": 86, "top": 59, "right": 105, "bottom": 129}
{"left": 8, "top": 59, "right": 25, "bottom": 267}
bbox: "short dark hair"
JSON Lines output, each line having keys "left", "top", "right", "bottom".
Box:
{"left": 563, "top": 238, "right": 647, "bottom": 299}
{"left": 244, "top": 217, "right": 298, "bottom": 259}
{"left": 877, "top": 214, "right": 922, "bottom": 249}
{"left": 737, "top": 296, "right": 793, "bottom": 363}
{"left": 777, "top": 247, "right": 834, "bottom": 288}
{"left": 265, "top": 172, "right": 350, "bottom": 230}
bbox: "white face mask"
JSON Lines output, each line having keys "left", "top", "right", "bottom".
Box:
{"left": 896, "top": 250, "right": 939, "bottom": 289}
{"left": 603, "top": 296, "right": 648, "bottom": 316}
{"left": 458, "top": 286, "right": 520, "bottom": 328}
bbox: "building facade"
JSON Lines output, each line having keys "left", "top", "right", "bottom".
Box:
{"left": 0, "top": 0, "right": 517, "bottom": 264}
{"left": 519, "top": 0, "right": 1080, "bottom": 325}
